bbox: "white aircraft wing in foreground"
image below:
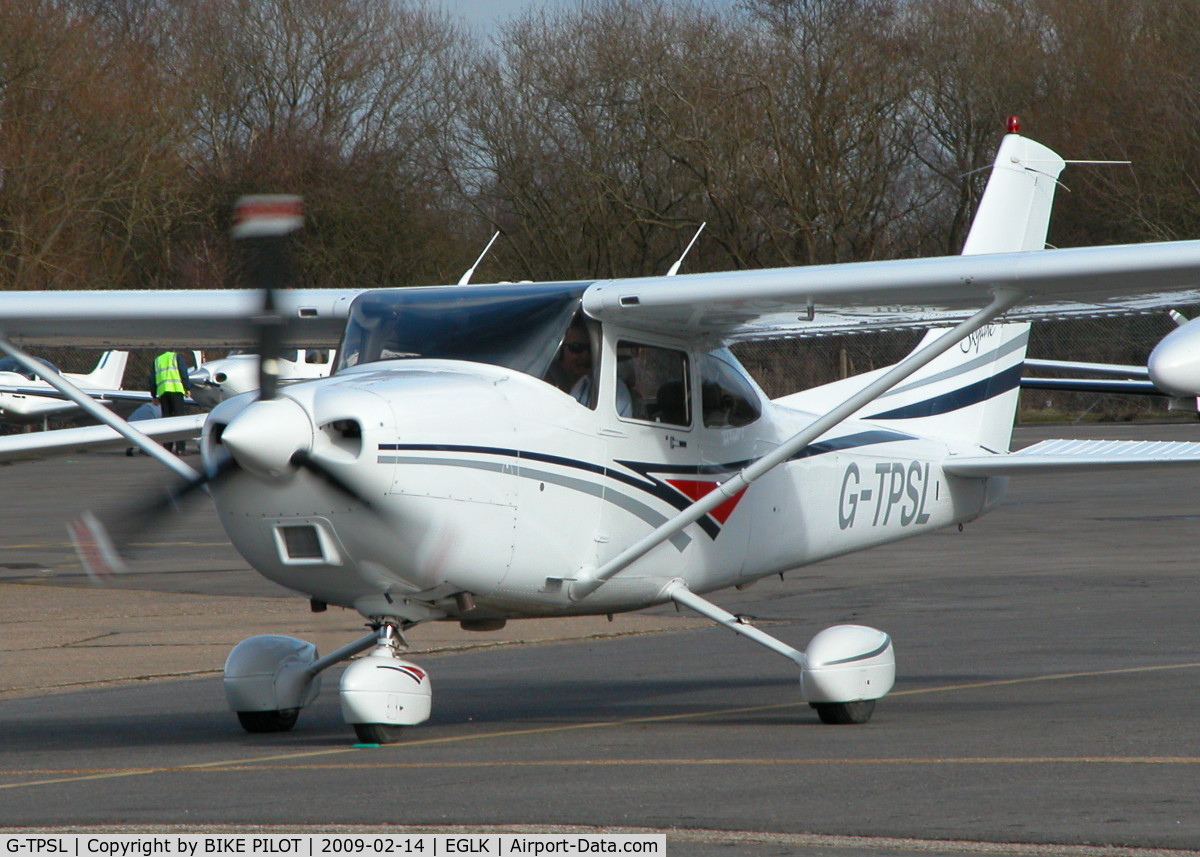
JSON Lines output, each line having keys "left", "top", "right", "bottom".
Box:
{"left": 0, "top": 289, "right": 362, "bottom": 348}
{"left": 581, "top": 239, "right": 1200, "bottom": 341}
{"left": 0, "top": 414, "right": 205, "bottom": 464}
{"left": 4, "top": 134, "right": 1200, "bottom": 743}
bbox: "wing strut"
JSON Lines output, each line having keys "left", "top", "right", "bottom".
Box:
{"left": 0, "top": 337, "right": 199, "bottom": 481}
{"left": 665, "top": 580, "right": 804, "bottom": 665}
{"left": 569, "top": 288, "right": 1026, "bottom": 601}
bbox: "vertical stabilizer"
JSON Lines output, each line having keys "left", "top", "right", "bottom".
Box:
{"left": 76, "top": 351, "right": 129, "bottom": 389}
{"left": 784, "top": 131, "right": 1067, "bottom": 452}
{"left": 961, "top": 132, "right": 1066, "bottom": 255}
{"left": 866, "top": 132, "right": 1064, "bottom": 451}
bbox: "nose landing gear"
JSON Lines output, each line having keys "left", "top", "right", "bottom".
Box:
{"left": 340, "top": 623, "right": 432, "bottom": 744}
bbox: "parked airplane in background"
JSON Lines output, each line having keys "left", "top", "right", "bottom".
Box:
{"left": 0, "top": 351, "right": 132, "bottom": 429}
{"left": 1021, "top": 308, "right": 1200, "bottom": 416}
{"left": 1021, "top": 357, "right": 1163, "bottom": 395}
{"left": 1148, "top": 314, "right": 1200, "bottom": 398}
{"left": 189, "top": 349, "right": 335, "bottom": 408}
{"left": 4, "top": 126, "right": 1200, "bottom": 744}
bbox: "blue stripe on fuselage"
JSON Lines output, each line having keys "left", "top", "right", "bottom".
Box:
{"left": 864, "top": 364, "right": 1022, "bottom": 420}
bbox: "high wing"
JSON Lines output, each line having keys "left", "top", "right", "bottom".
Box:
{"left": 581, "top": 240, "right": 1200, "bottom": 340}
{"left": 5, "top": 242, "right": 1200, "bottom": 348}
{"left": 0, "top": 289, "right": 364, "bottom": 348}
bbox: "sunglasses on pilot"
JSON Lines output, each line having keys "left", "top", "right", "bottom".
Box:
{"left": 563, "top": 342, "right": 589, "bottom": 354}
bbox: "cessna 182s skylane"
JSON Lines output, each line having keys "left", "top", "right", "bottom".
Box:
{"left": 5, "top": 125, "right": 1200, "bottom": 743}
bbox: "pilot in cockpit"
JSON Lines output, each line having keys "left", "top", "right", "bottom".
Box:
{"left": 547, "top": 318, "right": 594, "bottom": 399}
{"left": 545, "top": 317, "right": 633, "bottom": 416}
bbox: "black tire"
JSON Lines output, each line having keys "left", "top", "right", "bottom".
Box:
{"left": 353, "top": 723, "right": 405, "bottom": 745}
{"left": 811, "top": 700, "right": 876, "bottom": 725}
{"left": 236, "top": 709, "right": 299, "bottom": 733}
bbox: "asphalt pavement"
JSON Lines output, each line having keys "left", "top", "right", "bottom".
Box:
{"left": 3, "top": 423, "right": 1200, "bottom": 856}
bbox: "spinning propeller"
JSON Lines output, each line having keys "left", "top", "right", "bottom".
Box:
{"left": 69, "top": 195, "right": 376, "bottom": 580}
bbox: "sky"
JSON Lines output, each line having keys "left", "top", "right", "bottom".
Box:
{"left": 441, "top": 0, "right": 568, "bottom": 32}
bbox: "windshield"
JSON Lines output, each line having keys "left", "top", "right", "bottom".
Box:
{"left": 0, "top": 357, "right": 59, "bottom": 379}
{"left": 335, "top": 282, "right": 588, "bottom": 379}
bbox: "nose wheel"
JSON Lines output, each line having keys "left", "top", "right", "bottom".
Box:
{"left": 811, "top": 699, "right": 876, "bottom": 725}
{"left": 224, "top": 622, "right": 433, "bottom": 743}
{"left": 339, "top": 623, "right": 433, "bottom": 744}
{"left": 352, "top": 722, "right": 405, "bottom": 744}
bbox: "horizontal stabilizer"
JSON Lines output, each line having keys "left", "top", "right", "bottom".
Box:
{"left": 1023, "top": 358, "right": 1150, "bottom": 378}
{"left": 1019, "top": 377, "right": 1165, "bottom": 396}
{"left": 944, "top": 438, "right": 1200, "bottom": 476}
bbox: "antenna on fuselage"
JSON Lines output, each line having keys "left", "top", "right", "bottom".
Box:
{"left": 458, "top": 231, "right": 501, "bottom": 285}
{"left": 666, "top": 222, "right": 706, "bottom": 276}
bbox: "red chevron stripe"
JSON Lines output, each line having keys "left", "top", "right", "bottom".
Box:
{"left": 665, "top": 479, "right": 747, "bottom": 525}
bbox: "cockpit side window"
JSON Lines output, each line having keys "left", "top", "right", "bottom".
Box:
{"left": 700, "top": 349, "right": 762, "bottom": 428}
{"left": 616, "top": 340, "right": 690, "bottom": 426}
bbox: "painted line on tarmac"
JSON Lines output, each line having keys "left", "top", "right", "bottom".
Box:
{"left": 889, "top": 660, "right": 1200, "bottom": 698}
{"left": 1, "top": 541, "right": 230, "bottom": 549}
{"left": 3, "top": 659, "right": 1200, "bottom": 790}
{"left": 74, "top": 755, "right": 1200, "bottom": 775}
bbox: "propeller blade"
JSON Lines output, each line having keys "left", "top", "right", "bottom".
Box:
{"left": 289, "top": 449, "right": 377, "bottom": 510}
{"left": 69, "top": 456, "right": 242, "bottom": 576}
{"left": 69, "top": 196, "right": 308, "bottom": 580}
{"left": 67, "top": 511, "right": 129, "bottom": 582}
{"left": 231, "top": 195, "right": 304, "bottom": 402}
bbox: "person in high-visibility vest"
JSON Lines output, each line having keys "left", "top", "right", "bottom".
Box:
{"left": 152, "top": 350, "right": 192, "bottom": 454}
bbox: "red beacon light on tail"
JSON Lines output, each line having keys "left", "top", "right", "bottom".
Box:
{"left": 1007, "top": 115, "right": 1021, "bottom": 134}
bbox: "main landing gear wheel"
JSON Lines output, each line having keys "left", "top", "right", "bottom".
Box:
{"left": 353, "top": 723, "right": 405, "bottom": 745}
{"left": 811, "top": 700, "right": 875, "bottom": 725}
{"left": 237, "top": 708, "right": 299, "bottom": 733}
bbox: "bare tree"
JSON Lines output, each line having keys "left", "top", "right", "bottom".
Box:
{"left": 165, "top": 0, "right": 472, "bottom": 288}
{"left": 902, "top": 0, "right": 1057, "bottom": 255}
{"left": 0, "top": 0, "right": 192, "bottom": 290}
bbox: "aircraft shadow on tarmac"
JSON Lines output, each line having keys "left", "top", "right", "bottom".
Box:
{"left": 0, "top": 670, "right": 814, "bottom": 755}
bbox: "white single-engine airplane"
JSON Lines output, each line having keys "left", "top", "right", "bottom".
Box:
{"left": 0, "top": 350, "right": 131, "bottom": 428}
{"left": 4, "top": 128, "right": 1200, "bottom": 743}
{"left": 189, "top": 348, "right": 335, "bottom": 408}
